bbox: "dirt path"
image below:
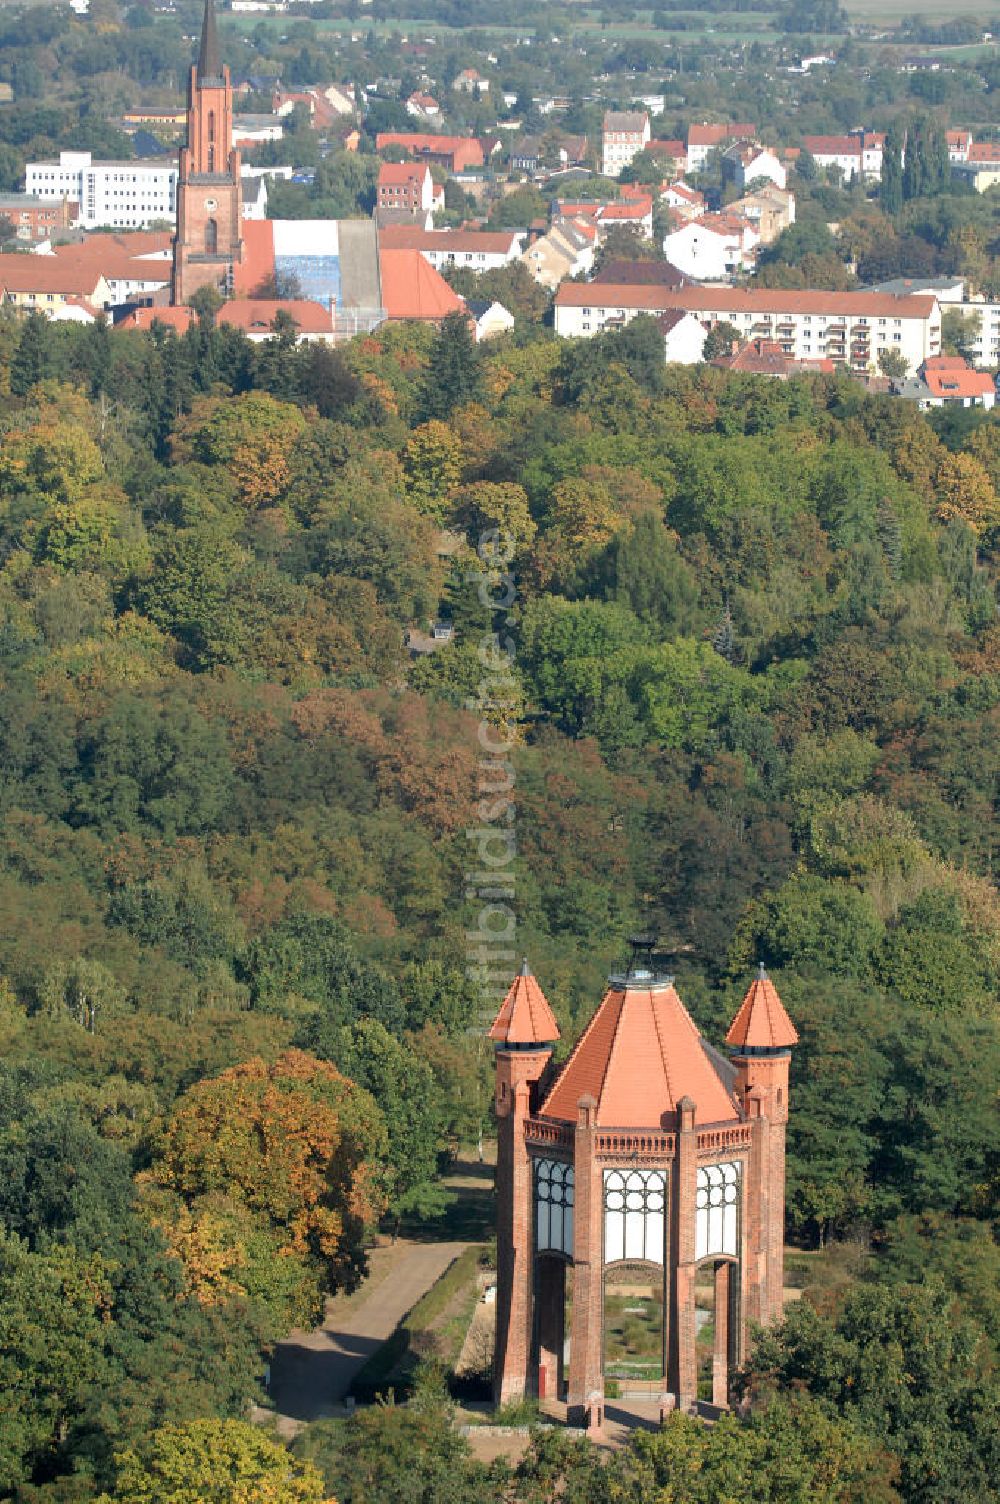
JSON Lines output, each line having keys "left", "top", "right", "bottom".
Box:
{"left": 265, "top": 1238, "right": 467, "bottom": 1437}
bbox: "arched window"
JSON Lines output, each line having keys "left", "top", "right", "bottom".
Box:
{"left": 535, "top": 1159, "right": 574, "bottom": 1256}
{"left": 604, "top": 1168, "right": 666, "bottom": 1265}
{"left": 695, "top": 1162, "right": 740, "bottom": 1260}
{"left": 205, "top": 217, "right": 218, "bottom": 254}
{"left": 208, "top": 110, "right": 216, "bottom": 142}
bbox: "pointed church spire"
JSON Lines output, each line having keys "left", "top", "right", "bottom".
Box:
{"left": 197, "top": 0, "right": 222, "bottom": 83}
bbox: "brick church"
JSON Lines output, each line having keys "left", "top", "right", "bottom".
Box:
{"left": 172, "top": 0, "right": 245, "bottom": 304}
{"left": 490, "top": 947, "right": 797, "bottom": 1423}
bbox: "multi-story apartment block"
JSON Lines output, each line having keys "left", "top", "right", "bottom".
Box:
{"left": 0, "top": 193, "right": 78, "bottom": 243}
{"left": 553, "top": 284, "right": 941, "bottom": 375}
{"left": 25, "top": 151, "right": 177, "bottom": 229}
{"left": 601, "top": 111, "right": 650, "bottom": 177}
{"left": 377, "top": 161, "right": 438, "bottom": 215}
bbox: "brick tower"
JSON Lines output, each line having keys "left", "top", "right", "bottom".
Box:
{"left": 490, "top": 949, "right": 796, "bottom": 1423}
{"left": 172, "top": 0, "right": 244, "bottom": 304}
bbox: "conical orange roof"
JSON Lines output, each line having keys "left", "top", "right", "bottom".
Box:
{"left": 489, "top": 961, "right": 560, "bottom": 1046}
{"left": 725, "top": 967, "right": 798, "bottom": 1050}
{"left": 540, "top": 978, "right": 739, "bottom": 1128}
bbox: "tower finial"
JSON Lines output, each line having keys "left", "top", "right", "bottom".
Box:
{"left": 520, "top": 956, "right": 530, "bottom": 976}
{"left": 758, "top": 960, "right": 767, "bottom": 980}
{"left": 198, "top": 0, "right": 222, "bottom": 82}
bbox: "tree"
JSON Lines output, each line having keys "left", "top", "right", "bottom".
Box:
{"left": 143, "top": 1049, "right": 389, "bottom": 1295}
{"left": 935, "top": 451, "right": 1000, "bottom": 533}
{"left": 702, "top": 321, "right": 741, "bottom": 359}
{"left": 877, "top": 348, "right": 910, "bottom": 382}
{"left": 403, "top": 420, "right": 464, "bottom": 519}
{"left": 95, "top": 1420, "right": 330, "bottom": 1504}
{"left": 880, "top": 121, "right": 904, "bottom": 215}
{"left": 416, "top": 312, "right": 483, "bottom": 422}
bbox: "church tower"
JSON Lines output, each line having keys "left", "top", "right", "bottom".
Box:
{"left": 172, "top": 0, "right": 244, "bottom": 304}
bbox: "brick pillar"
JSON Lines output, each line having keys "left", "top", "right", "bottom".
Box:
{"left": 711, "top": 1260, "right": 730, "bottom": 1407}
{"left": 567, "top": 1095, "right": 603, "bottom": 1426}
{"left": 670, "top": 1095, "right": 698, "bottom": 1412}
{"left": 536, "top": 1257, "right": 564, "bottom": 1400}
{"left": 743, "top": 1088, "right": 766, "bottom": 1329}
{"left": 493, "top": 1076, "right": 533, "bottom": 1402}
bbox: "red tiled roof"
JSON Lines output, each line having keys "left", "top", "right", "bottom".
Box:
{"left": 0, "top": 255, "right": 108, "bottom": 295}
{"left": 378, "top": 161, "right": 429, "bottom": 186}
{"left": 803, "top": 132, "right": 884, "bottom": 155}
{"left": 597, "top": 201, "right": 651, "bottom": 221}
{"left": 650, "top": 139, "right": 685, "bottom": 156}
{"left": 233, "top": 217, "right": 275, "bottom": 296}
{"left": 378, "top": 247, "right": 467, "bottom": 320}
{"left": 688, "top": 122, "right": 755, "bottom": 147}
{"left": 376, "top": 132, "right": 485, "bottom": 167}
{"left": 967, "top": 142, "right": 1000, "bottom": 163}
{"left": 554, "top": 283, "right": 937, "bottom": 319}
{"left": 725, "top": 969, "right": 798, "bottom": 1050}
{"left": 219, "top": 298, "right": 335, "bottom": 333}
{"left": 922, "top": 365, "right": 995, "bottom": 399}
{"left": 541, "top": 978, "right": 739, "bottom": 1128}
{"left": 118, "top": 305, "right": 196, "bottom": 330}
{"left": 379, "top": 225, "right": 520, "bottom": 253}
{"left": 489, "top": 962, "right": 561, "bottom": 1046}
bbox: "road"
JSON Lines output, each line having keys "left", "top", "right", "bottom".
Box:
{"left": 264, "top": 1238, "right": 468, "bottom": 1437}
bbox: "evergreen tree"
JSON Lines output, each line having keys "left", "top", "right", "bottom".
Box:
{"left": 880, "top": 122, "right": 904, "bottom": 215}
{"left": 10, "top": 312, "right": 53, "bottom": 397}
{"left": 416, "top": 311, "right": 483, "bottom": 422}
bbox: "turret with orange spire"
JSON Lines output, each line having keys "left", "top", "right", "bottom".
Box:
{"left": 726, "top": 964, "right": 797, "bottom": 1325}
{"left": 491, "top": 960, "right": 560, "bottom": 1403}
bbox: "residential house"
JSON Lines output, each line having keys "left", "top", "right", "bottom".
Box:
{"left": 378, "top": 225, "right": 525, "bottom": 271}
{"left": 377, "top": 162, "right": 440, "bottom": 215}
{"left": 520, "top": 216, "right": 598, "bottom": 288}
{"left": 375, "top": 133, "right": 485, "bottom": 172}
{"left": 894, "top": 354, "right": 995, "bottom": 408}
{"left": 466, "top": 297, "right": 516, "bottom": 340}
{"left": 407, "top": 92, "right": 441, "bottom": 121}
{"left": 601, "top": 111, "right": 651, "bottom": 178}
{"left": 593, "top": 258, "right": 686, "bottom": 288}
{"left": 953, "top": 143, "right": 1000, "bottom": 192}
{"left": 0, "top": 254, "right": 112, "bottom": 313}
{"left": 321, "top": 83, "right": 356, "bottom": 116}
{"left": 46, "top": 231, "right": 173, "bottom": 306}
{"left": 554, "top": 284, "right": 941, "bottom": 374}
{"left": 595, "top": 195, "right": 654, "bottom": 238}
{"left": 232, "top": 115, "right": 283, "bottom": 145}
{"left": 662, "top": 212, "right": 759, "bottom": 281}
{"left": 802, "top": 130, "right": 885, "bottom": 182}
{"left": 453, "top": 68, "right": 489, "bottom": 94}
{"left": 0, "top": 194, "right": 78, "bottom": 243}
{"left": 946, "top": 129, "right": 973, "bottom": 162}
{"left": 721, "top": 142, "right": 787, "bottom": 192}
{"left": 659, "top": 181, "right": 706, "bottom": 220}
{"left": 659, "top": 307, "right": 707, "bottom": 363}
{"left": 119, "top": 298, "right": 340, "bottom": 342}
{"left": 710, "top": 336, "right": 835, "bottom": 376}
{"left": 731, "top": 184, "right": 795, "bottom": 245}
{"left": 685, "top": 123, "right": 756, "bottom": 175}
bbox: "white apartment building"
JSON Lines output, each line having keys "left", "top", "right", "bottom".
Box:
{"left": 553, "top": 284, "right": 941, "bottom": 374}
{"left": 601, "top": 111, "right": 651, "bottom": 177}
{"left": 25, "top": 151, "right": 177, "bottom": 229}
{"left": 722, "top": 143, "right": 787, "bottom": 192}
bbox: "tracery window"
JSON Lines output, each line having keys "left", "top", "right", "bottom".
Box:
{"left": 535, "top": 1159, "right": 573, "bottom": 1256}
{"left": 604, "top": 1168, "right": 666, "bottom": 1265}
{"left": 695, "top": 1162, "right": 740, "bottom": 1260}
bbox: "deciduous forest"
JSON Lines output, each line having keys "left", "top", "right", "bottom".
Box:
{"left": 0, "top": 305, "right": 998, "bottom": 1501}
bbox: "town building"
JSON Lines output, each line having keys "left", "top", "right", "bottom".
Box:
{"left": 802, "top": 130, "right": 885, "bottom": 182}
{"left": 730, "top": 184, "right": 795, "bottom": 246}
{"left": 491, "top": 952, "right": 797, "bottom": 1417}
{"left": 601, "top": 111, "right": 651, "bottom": 178}
{"left": 710, "top": 336, "right": 835, "bottom": 377}
{"left": 0, "top": 193, "right": 78, "bottom": 243}
{"left": 47, "top": 231, "right": 173, "bottom": 306}
{"left": 661, "top": 213, "right": 759, "bottom": 281}
{"left": 721, "top": 142, "right": 787, "bottom": 192}
{"left": 659, "top": 181, "right": 705, "bottom": 221}
{"left": 519, "top": 216, "right": 599, "bottom": 289}
{"left": 894, "top": 353, "right": 996, "bottom": 409}
{"left": 407, "top": 92, "right": 441, "bottom": 121}
{"left": 376, "top": 161, "right": 439, "bottom": 215}
{"left": 375, "top": 133, "right": 485, "bottom": 172}
{"left": 378, "top": 225, "right": 525, "bottom": 271}
{"left": 685, "top": 122, "right": 756, "bottom": 175}
{"left": 466, "top": 298, "right": 516, "bottom": 341}
{"left": 119, "top": 297, "right": 339, "bottom": 341}
{"left": 660, "top": 308, "right": 708, "bottom": 364}
{"left": 453, "top": 67, "right": 489, "bottom": 94}
{"left": 554, "top": 283, "right": 941, "bottom": 374}
{"left": 952, "top": 143, "right": 1000, "bottom": 192}
{"left": 172, "top": 0, "right": 245, "bottom": 304}
{"left": 25, "top": 150, "right": 177, "bottom": 229}
{"left": 0, "top": 254, "right": 112, "bottom": 314}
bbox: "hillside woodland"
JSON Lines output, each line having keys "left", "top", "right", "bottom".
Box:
{"left": 0, "top": 307, "right": 998, "bottom": 1501}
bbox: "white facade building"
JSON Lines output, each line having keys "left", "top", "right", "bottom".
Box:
{"left": 722, "top": 143, "right": 787, "bottom": 192}
{"left": 25, "top": 151, "right": 177, "bottom": 229}
{"left": 601, "top": 111, "right": 651, "bottom": 178}
{"left": 554, "top": 284, "right": 941, "bottom": 375}
{"left": 661, "top": 308, "right": 708, "bottom": 364}
{"left": 662, "top": 215, "right": 759, "bottom": 281}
